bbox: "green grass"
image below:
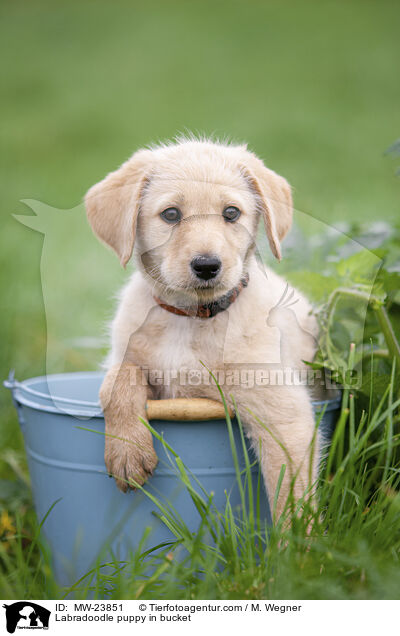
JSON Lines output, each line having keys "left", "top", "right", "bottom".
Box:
{"left": 1, "top": 357, "right": 400, "bottom": 600}
{"left": 1, "top": 0, "right": 400, "bottom": 600}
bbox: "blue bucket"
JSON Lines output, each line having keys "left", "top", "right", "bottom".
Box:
{"left": 5, "top": 371, "right": 341, "bottom": 587}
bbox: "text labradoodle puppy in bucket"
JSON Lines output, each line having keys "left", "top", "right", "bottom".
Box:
{"left": 85, "top": 136, "right": 322, "bottom": 520}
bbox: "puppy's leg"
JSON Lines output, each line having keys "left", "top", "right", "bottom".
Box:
{"left": 100, "top": 363, "right": 158, "bottom": 492}
{"left": 238, "top": 385, "right": 318, "bottom": 522}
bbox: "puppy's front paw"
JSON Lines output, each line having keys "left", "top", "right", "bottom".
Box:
{"left": 105, "top": 426, "right": 158, "bottom": 493}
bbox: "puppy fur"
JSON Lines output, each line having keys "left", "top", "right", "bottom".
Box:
{"left": 85, "top": 136, "right": 322, "bottom": 521}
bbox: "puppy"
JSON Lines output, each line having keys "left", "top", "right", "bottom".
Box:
{"left": 85, "top": 137, "right": 321, "bottom": 521}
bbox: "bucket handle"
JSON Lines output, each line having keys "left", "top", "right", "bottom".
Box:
{"left": 146, "top": 398, "right": 233, "bottom": 421}
{"left": 4, "top": 370, "right": 234, "bottom": 422}
{"left": 4, "top": 370, "right": 26, "bottom": 430}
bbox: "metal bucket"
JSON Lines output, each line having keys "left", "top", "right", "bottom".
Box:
{"left": 5, "top": 371, "right": 341, "bottom": 587}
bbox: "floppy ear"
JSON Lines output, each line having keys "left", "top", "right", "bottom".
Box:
{"left": 85, "top": 149, "right": 152, "bottom": 267}
{"left": 240, "top": 152, "right": 293, "bottom": 261}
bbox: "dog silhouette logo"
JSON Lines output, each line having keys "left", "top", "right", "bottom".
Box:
{"left": 3, "top": 602, "right": 50, "bottom": 633}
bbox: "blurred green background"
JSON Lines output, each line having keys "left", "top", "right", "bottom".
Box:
{"left": 1, "top": 0, "right": 399, "bottom": 461}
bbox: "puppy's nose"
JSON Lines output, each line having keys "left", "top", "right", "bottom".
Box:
{"left": 191, "top": 255, "right": 221, "bottom": 280}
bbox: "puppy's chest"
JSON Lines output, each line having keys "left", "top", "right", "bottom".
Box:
{"left": 155, "top": 319, "right": 221, "bottom": 368}
{"left": 142, "top": 317, "right": 224, "bottom": 397}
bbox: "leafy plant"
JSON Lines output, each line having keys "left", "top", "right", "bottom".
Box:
{"left": 283, "top": 224, "right": 400, "bottom": 413}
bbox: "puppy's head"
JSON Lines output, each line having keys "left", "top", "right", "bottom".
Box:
{"left": 85, "top": 138, "right": 292, "bottom": 301}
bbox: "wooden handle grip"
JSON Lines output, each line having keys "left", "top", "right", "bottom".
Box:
{"left": 146, "top": 398, "right": 233, "bottom": 421}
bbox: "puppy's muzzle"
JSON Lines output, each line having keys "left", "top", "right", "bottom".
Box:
{"left": 190, "top": 254, "right": 221, "bottom": 281}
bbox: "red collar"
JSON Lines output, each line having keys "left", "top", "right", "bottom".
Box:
{"left": 154, "top": 274, "right": 249, "bottom": 319}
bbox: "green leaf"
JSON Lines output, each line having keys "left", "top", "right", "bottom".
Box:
{"left": 285, "top": 271, "right": 339, "bottom": 303}
{"left": 335, "top": 249, "right": 382, "bottom": 284}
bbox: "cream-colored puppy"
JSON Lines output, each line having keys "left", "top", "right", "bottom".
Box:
{"left": 85, "top": 137, "right": 320, "bottom": 520}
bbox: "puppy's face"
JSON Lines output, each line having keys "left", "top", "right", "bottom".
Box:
{"left": 85, "top": 139, "right": 293, "bottom": 302}
{"left": 136, "top": 149, "right": 259, "bottom": 299}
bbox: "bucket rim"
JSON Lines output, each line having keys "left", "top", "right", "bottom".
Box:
{"left": 6, "top": 370, "right": 342, "bottom": 418}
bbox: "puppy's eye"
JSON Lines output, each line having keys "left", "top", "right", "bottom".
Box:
{"left": 222, "top": 206, "right": 241, "bottom": 222}
{"left": 160, "top": 207, "right": 181, "bottom": 224}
